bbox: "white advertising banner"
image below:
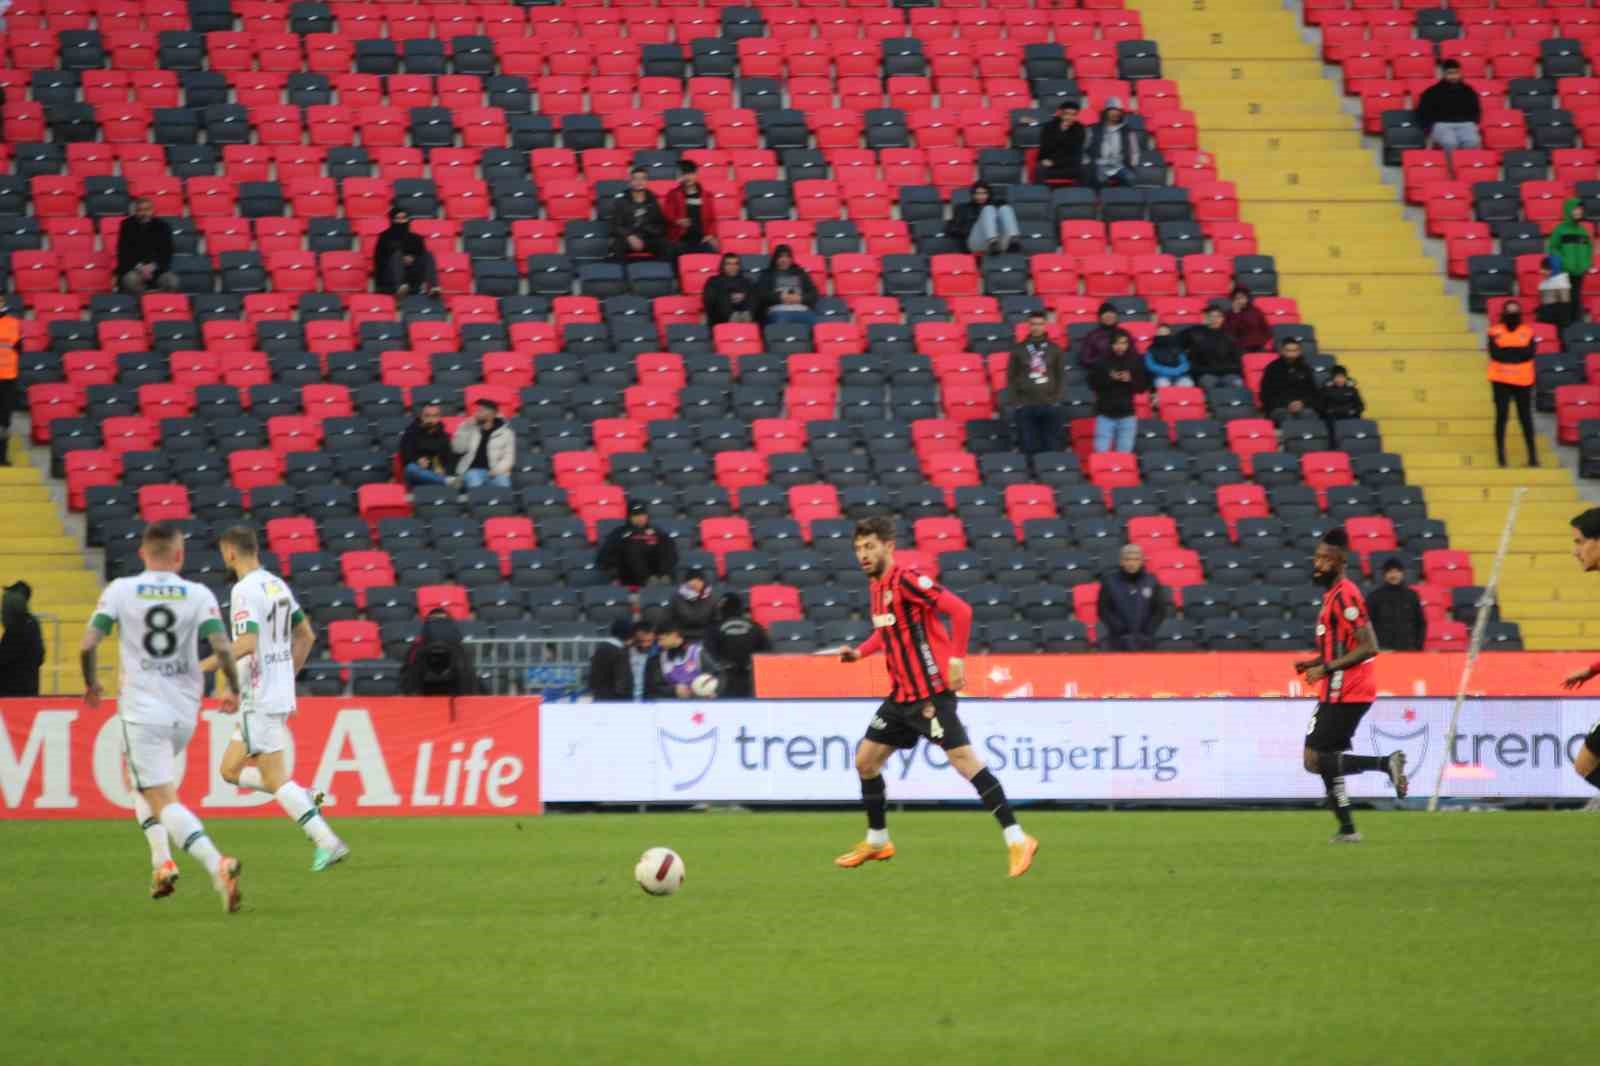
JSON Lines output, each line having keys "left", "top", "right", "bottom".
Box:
{"left": 540, "top": 699, "right": 1600, "bottom": 803}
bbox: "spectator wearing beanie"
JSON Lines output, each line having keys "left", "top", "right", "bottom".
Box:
{"left": 1367, "top": 559, "right": 1426, "bottom": 652}
{"left": 1417, "top": 60, "right": 1482, "bottom": 154}
{"left": 1486, "top": 300, "right": 1538, "bottom": 468}
{"left": 1223, "top": 286, "right": 1273, "bottom": 353}
{"left": 1084, "top": 98, "right": 1141, "bottom": 189}
{"left": 1259, "top": 339, "right": 1321, "bottom": 423}
{"left": 1077, "top": 302, "right": 1129, "bottom": 369}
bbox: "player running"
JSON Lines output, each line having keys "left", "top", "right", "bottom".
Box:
{"left": 1556, "top": 508, "right": 1600, "bottom": 797}
{"left": 1294, "top": 527, "right": 1410, "bottom": 843}
{"left": 834, "top": 516, "right": 1038, "bottom": 877}
{"left": 80, "top": 521, "right": 247, "bottom": 911}
{"left": 214, "top": 526, "right": 348, "bottom": 871}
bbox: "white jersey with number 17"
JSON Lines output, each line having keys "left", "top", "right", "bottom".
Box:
{"left": 230, "top": 567, "right": 304, "bottom": 716}
{"left": 92, "top": 570, "right": 225, "bottom": 727}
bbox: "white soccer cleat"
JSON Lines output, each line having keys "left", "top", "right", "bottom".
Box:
{"left": 1329, "top": 832, "right": 1363, "bottom": 844}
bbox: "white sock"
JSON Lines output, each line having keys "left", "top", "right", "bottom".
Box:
{"left": 236, "top": 767, "right": 270, "bottom": 794}
{"left": 133, "top": 793, "right": 171, "bottom": 867}
{"left": 275, "top": 782, "right": 339, "bottom": 849}
{"left": 1003, "top": 824, "right": 1026, "bottom": 846}
{"left": 866, "top": 827, "right": 889, "bottom": 847}
{"left": 160, "top": 802, "right": 222, "bottom": 877}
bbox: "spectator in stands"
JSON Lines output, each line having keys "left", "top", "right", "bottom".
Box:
{"left": 597, "top": 500, "right": 679, "bottom": 588}
{"left": 0, "top": 580, "right": 45, "bottom": 698}
{"left": 1367, "top": 559, "right": 1427, "bottom": 652}
{"left": 1539, "top": 253, "right": 1575, "bottom": 328}
{"left": 1223, "top": 286, "right": 1273, "bottom": 353}
{"left": 1547, "top": 199, "right": 1593, "bottom": 320}
{"left": 1319, "top": 364, "right": 1366, "bottom": 444}
{"left": 0, "top": 297, "right": 17, "bottom": 466}
{"left": 765, "top": 285, "right": 818, "bottom": 328}
{"left": 1090, "top": 332, "right": 1148, "bottom": 453}
{"left": 947, "top": 182, "right": 1021, "bottom": 256}
{"left": 1144, "top": 324, "right": 1193, "bottom": 388}
{"left": 1487, "top": 300, "right": 1539, "bottom": 468}
{"left": 670, "top": 567, "right": 718, "bottom": 642}
{"left": 755, "top": 245, "right": 819, "bottom": 321}
{"left": 1007, "top": 311, "right": 1067, "bottom": 455}
{"left": 1259, "top": 338, "right": 1321, "bottom": 423}
{"left": 706, "top": 593, "right": 770, "bottom": 699}
{"left": 646, "top": 619, "right": 718, "bottom": 700}
{"left": 1097, "top": 544, "right": 1168, "bottom": 651}
{"left": 400, "top": 608, "right": 477, "bottom": 696}
{"left": 610, "top": 167, "right": 671, "bottom": 262}
{"left": 115, "top": 198, "right": 178, "bottom": 294}
{"left": 1417, "top": 60, "right": 1482, "bottom": 155}
{"left": 1183, "top": 305, "right": 1245, "bottom": 387}
{"left": 398, "top": 401, "right": 454, "bottom": 487}
{"left": 662, "top": 160, "right": 718, "bottom": 257}
{"left": 1077, "top": 303, "right": 1129, "bottom": 369}
{"left": 1084, "top": 98, "right": 1141, "bottom": 189}
{"left": 587, "top": 616, "right": 643, "bottom": 701}
{"left": 373, "top": 207, "right": 437, "bottom": 297}
{"left": 451, "top": 397, "right": 514, "bottom": 489}
{"left": 703, "top": 253, "right": 756, "bottom": 325}
{"left": 1034, "top": 99, "right": 1086, "bottom": 184}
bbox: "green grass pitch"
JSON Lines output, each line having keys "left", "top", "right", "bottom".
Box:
{"left": 0, "top": 810, "right": 1588, "bottom": 1066}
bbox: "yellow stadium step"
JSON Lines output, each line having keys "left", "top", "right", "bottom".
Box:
{"left": 1139, "top": 0, "right": 1593, "bottom": 648}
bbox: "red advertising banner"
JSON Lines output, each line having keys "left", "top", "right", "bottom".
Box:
{"left": 0, "top": 697, "right": 540, "bottom": 820}
{"left": 755, "top": 652, "right": 1600, "bottom": 701}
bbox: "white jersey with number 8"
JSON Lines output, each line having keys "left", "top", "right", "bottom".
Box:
{"left": 230, "top": 568, "right": 304, "bottom": 716}
{"left": 92, "top": 571, "right": 225, "bottom": 727}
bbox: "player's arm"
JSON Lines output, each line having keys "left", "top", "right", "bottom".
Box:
{"left": 930, "top": 585, "right": 974, "bottom": 691}
{"left": 79, "top": 612, "right": 112, "bottom": 706}
{"left": 840, "top": 630, "right": 883, "bottom": 662}
{"left": 291, "top": 614, "right": 316, "bottom": 673}
{"left": 1562, "top": 658, "right": 1600, "bottom": 689}
{"left": 1305, "top": 623, "right": 1377, "bottom": 683}
{"left": 198, "top": 594, "right": 242, "bottom": 706}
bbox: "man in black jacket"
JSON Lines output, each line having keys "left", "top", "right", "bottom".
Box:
{"left": 610, "top": 168, "right": 670, "bottom": 262}
{"left": 400, "top": 610, "right": 478, "bottom": 695}
{"left": 1097, "top": 545, "right": 1168, "bottom": 651}
{"left": 588, "top": 616, "right": 646, "bottom": 700}
{"left": 705, "top": 593, "right": 771, "bottom": 699}
{"left": 597, "top": 501, "right": 678, "bottom": 587}
{"left": 1368, "top": 559, "right": 1427, "bottom": 651}
{"left": 398, "top": 401, "right": 454, "bottom": 487}
{"left": 1035, "top": 100, "right": 1085, "bottom": 184}
{"left": 1417, "top": 60, "right": 1482, "bottom": 154}
{"left": 115, "top": 199, "right": 178, "bottom": 293}
{"left": 374, "top": 207, "right": 437, "bottom": 296}
{"left": 1182, "top": 306, "right": 1245, "bottom": 387}
{"left": 1258, "top": 339, "right": 1321, "bottom": 422}
{"left": 0, "top": 581, "right": 45, "bottom": 697}
{"left": 1089, "top": 332, "right": 1148, "bottom": 453}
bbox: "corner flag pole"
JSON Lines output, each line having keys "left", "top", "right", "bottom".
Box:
{"left": 1428, "top": 486, "right": 1527, "bottom": 812}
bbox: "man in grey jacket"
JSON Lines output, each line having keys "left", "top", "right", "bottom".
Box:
{"left": 1096, "top": 544, "right": 1168, "bottom": 651}
{"left": 452, "top": 398, "right": 514, "bottom": 489}
{"left": 1007, "top": 311, "right": 1066, "bottom": 455}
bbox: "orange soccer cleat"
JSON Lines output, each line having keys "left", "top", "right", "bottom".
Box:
{"left": 149, "top": 860, "right": 179, "bottom": 900}
{"left": 213, "top": 856, "right": 243, "bottom": 914}
{"left": 1007, "top": 835, "right": 1039, "bottom": 878}
{"left": 834, "top": 840, "right": 896, "bottom": 868}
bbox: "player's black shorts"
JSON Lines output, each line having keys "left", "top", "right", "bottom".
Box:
{"left": 1305, "top": 701, "right": 1372, "bottom": 752}
{"left": 1584, "top": 719, "right": 1600, "bottom": 758}
{"left": 864, "top": 691, "right": 969, "bottom": 751}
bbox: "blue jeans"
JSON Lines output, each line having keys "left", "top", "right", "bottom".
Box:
{"left": 1092, "top": 165, "right": 1138, "bottom": 189}
{"left": 1093, "top": 415, "right": 1137, "bottom": 453}
{"left": 404, "top": 462, "right": 449, "bottom": 486}
{"left": 1013, "top": 404, "right": 1064, "bottom": 455}
{"left": 462, "top": 468, "right": 510, "bottom": 489}
{"left": 966, "top": 205, "right": 1021, "bottom": 253}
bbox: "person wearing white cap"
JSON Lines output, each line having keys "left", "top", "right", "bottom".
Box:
{"left": 1083, "top": 98, "right": 1141, "bottom": 189}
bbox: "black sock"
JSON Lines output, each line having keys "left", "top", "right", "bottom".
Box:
{"left": 861, "top": 774, "right": 887, "bottom": 832}
{"left": 1586, "top": 767, "right": 1600, "bottom": 792}
{"left": 1337, "top": 753, "right": 1389, "bottom": 775}
{"left": 968, "top": 768, "right": 1017, "bottom": 829}
{"left": 1320, "top": 772, "right": 1355, "bottom": 833}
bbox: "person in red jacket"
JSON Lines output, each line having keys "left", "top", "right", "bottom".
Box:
{"left": 1294, "top": 527, "right": 1410, "bottom": 843}
{"left": 834, "top": 516, "right": 1039, "bottom": 878}
{"left": 660, "top": 160, "right": 718, "bottom": 257}
{"left": 1223, "top": 286, "right": 1273, "bottom": 353}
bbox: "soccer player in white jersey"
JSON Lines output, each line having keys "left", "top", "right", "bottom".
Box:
{"left": 215, "top": 526, "right": 348, "bottom": 871}
{"left": 81, "top": 521, "right": 247, "bottom": 912}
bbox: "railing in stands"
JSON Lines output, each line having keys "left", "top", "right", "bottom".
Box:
{"left": 466, "top": 636, "right": 602, "bottom": 700}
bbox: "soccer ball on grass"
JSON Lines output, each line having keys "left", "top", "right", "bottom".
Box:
{"left": 634, "top": 847, "right": 685, "bottom": 896}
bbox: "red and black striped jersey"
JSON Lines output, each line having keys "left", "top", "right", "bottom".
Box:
{"left": 867, "top": 563, "right": 957, "bottom": 703}
{"left": 1317, "top": 577, "right": 1376, "bottom": 703}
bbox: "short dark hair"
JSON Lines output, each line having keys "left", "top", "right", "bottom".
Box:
{"left": 1321, "top": 527, "right": 1350, "bottom": 551}
{"left": 1573, "top": 507, "right": 1600, "bottom": 540}
{"left": 218, "top": 526, "right": 259, "bottom": 555}
{"left": 853, "top": 516, "right": 896, "bottom": 543}
{"left": 388, "top": 206, "right": 407, "bottom": 220}
{"left": 678, "top": 160, "right": 698, "bottom": 175}
{"left": 1027, "top": 310, "right": 1047, "bottom": 321}
{"left": 142, "top": 521, "right": 183, "bottom": 554}
{"left": 1441, "top": 59, "right": 1461, "bottom": 72}
{"left": 475, "top": 398, "right": 499, "bottom": 412}
{"left": 631, "top": 167, "right": 648, "bottom": 177}
{"left": 1057, "top": 99, "right": 1080, "bottom": 111}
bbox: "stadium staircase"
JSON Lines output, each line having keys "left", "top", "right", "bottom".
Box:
{"left": 2, "top": 436, "right": 106, "bottom": 694}
{"left": 1139, "top": 0, "right": 1588, "bottom": 649}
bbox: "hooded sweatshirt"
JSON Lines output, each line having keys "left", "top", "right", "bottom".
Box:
{"left": 1223, "top": 290, "right": 1273, "bottom": 352}
{"left": 1084, "top": 106, "right": 1141, "bottom": 176}
{"left": 1077, "top": 308, "right": 1128, "bottom": 369}
{"left": 1143, "top": 331, "right": 1190, "bottom": 383}
{"left": 1547, "top": 198, "right": 1594, "bottom": 279}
